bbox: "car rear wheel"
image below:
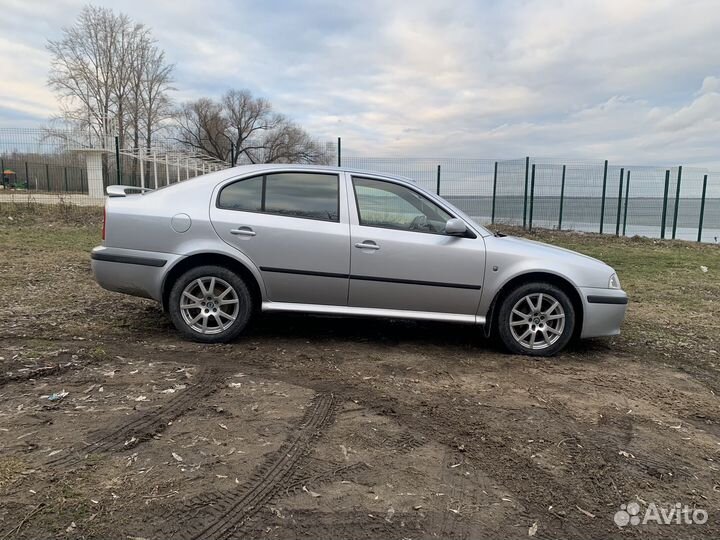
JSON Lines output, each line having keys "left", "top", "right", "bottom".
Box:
{"left": 168, "top": 265, "right": 253, "bottom": 343}
{"left": 497, "top": 282, "right": 575, "bottom": 356}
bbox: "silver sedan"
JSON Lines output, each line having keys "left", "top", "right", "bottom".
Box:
{"left": 91, "top": 164, "right": 628, "bottom": 356}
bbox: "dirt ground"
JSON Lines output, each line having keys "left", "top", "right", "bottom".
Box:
{"left": 1, "top": 207, "right": 719, "bottom": 539}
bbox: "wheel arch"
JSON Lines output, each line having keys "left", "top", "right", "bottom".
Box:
{"left": 161, "top": 252, "right": 263, "bottom": 313}
{"left": 485, "top": 271, "right": 584, "bottom": 339}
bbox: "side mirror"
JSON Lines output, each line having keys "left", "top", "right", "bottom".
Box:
{"left": 445, "top": 218, "right": 467, "bottom": 236}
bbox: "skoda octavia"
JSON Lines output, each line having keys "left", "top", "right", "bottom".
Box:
{"left": 91, "top": 164, "right": 628, "bottom": 356}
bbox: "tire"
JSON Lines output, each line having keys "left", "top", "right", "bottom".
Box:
{"left": 168, "top": 265, "right": 253, "bottom": 343}
{"left": 496, "top": 282, "right": 575, "bottom": 356}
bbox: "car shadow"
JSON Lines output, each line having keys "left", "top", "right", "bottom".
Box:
{"left": 247, "top": 312, "right": 489, "bottom": 348}
{"left": 130, "top": 303, "right": 611, "bottom": 360}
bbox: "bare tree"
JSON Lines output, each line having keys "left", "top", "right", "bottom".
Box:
{"left": 222, "top": 90, "right": 280, "bottom": 164}
{"left": 47, "top": 5, "right": 174, "bottom": 151}
{"left": 47, "top": 6, "right": 118, "bottom": 147}
{"left": 260, "top": 121, "right": 328, "bottom": 164}
{"left": 174, "top": 89, "right": 328, "bottom": 165}
{"left": 175, "top": 98, "right": 229, "bottom": 159}
{"left": 139, "top": 44, "right": 174, "bottom": 153}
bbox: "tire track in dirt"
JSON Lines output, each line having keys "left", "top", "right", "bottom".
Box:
{"left": 280, "top": 461, "right": 370, "bottom": 498}
{"left": 0, "top": 360, "right": 81, "bottom": 387}
{"left": 240, "top": 510, "right": 415, "bottom": 540}
{"left": 276, "top": 378, "right": 596, "bottom": 538}
{"left": 47, "top": 367, "right": 224, "bottom": 468}
{"left": 381, "top": 432, "right": 427, "bottom": 453}
{"left": 177, "top": 392, "right": 336, "bottom": 540}
{"left": 434, "top": 450, "right": 470, "bottom": 540}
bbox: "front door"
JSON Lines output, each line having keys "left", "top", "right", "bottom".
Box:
{"left": 348, "top": 176, "right": 485, "bottom": 315}
{"left": 210, "top": 170, "right": 350, "bottom": 306}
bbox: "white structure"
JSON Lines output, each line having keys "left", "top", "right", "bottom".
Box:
{"left": 74, "top": 144, "right": 228, "bottom": 198}
{"left": 83, "top": 149, "right": 107, "bottom": 199}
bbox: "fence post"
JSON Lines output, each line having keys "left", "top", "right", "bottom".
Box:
{"left": 25, "top": 161, "right": 29, "bottom": 190}
{"left": 176, "top": 156, "right": 181, "bottom": 183}
{"left": 615, "top": 168, "right": 624, "bottom": 236}
{"left": 558, "top": 164, "right": 566, "bottom": 230}
{"left": 45, "top": 163, "right": 50, "bottom": 191}
{"left": 528, "top": 164, "right": 536, "bottom": 231}
{"left": 139, "top": 148, "right": 145, "bottom": 189}
{"left": 661, "top": 169, "right": 670, "bottom": 239}
{"left": 697, "top": 174, "right": 708, "bottom": 242}
{"left": 80, "top": 168, "right": 85, "bottom": 193}
{"left": 622, "top": 171, "right": 630, "bottom": 236}
{"left": 436, "top": 165, "right": 441, "bottom": 195}
{"left": 165, "top": 154, "right": 170, "bottom": 186}
{"left": 522, "top": 157, "right": 529, "bottom": 228}
{"left": 491, "top": 161, "right": 498, "bottom": 224}
{"left": 64, "top": 167, "right": 68, "bottom": 192}
{"left": 114, "top": 136, "right": 121, "bottom": 185}
{"left": 337, "top": 137, "right": 342, "bottom": 167}
{"left": 153, "top": 151, "right": 158, "bottom": 189}
{"left": 599, "top": 159, "right": 608, "bottom": 233}
{"left": 671, "top": 165, "right": 682, "bottom": 239}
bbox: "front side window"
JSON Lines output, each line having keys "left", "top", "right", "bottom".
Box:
{"left": 353, "top": 177, "right": 452, "bottom": 234}
{"left": 218, "top": 172, "right": 339, "bottom": 222}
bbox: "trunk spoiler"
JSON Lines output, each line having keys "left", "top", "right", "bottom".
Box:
{"left": 106, "top": 185, "right": 154, "bottom": 197}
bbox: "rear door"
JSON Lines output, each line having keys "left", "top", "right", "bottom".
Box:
{"left": 210, "top": 170, "right": 350, "bottom": 306}
{"left": 348, "top": 175, "right": 485, "bottom": 315}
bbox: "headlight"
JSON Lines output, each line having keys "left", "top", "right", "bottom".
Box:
{"left": 608, "top": 273, "right": 621, "bottom": 289}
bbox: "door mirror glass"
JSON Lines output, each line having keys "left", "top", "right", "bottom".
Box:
{"left": 445, "top": 218, "right": 467, "bottom": 235}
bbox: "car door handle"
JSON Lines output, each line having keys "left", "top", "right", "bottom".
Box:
{"left": 354, "top": 241, "right": 380, "bottom": 250}
{"left": 230, "top": 227, "right": 256, "bottom": 237}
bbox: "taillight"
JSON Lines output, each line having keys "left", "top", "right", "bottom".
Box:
{"left": 102, "top": 205, "right": 106, "bottom": 241}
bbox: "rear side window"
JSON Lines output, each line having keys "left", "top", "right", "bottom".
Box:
{"left": 218, "top": 172, "right": 339, "bottom": 222}
{"left": 265, "top": 173, "right": 339, "bottom": 221}
{"left": 217, "top": 175, "right": 263, "bottom": 211}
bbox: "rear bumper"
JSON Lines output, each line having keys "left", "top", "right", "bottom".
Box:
{"left": 579, "top": 287, "right": 628, "bottom": 338}
{"left": 91, "top": 246, "right": 180, "bottom": 302}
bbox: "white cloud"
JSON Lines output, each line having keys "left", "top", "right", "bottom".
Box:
{"left": 0, "top": 38, "right": 56, "bottom": 117}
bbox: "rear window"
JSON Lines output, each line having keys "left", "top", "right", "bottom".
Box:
{"left": 218, "top": 172, "right": 339, "bottom": 222}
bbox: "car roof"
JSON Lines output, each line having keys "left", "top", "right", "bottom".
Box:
{"left": 223, "top": 163, "right": 418, "bottom": 185}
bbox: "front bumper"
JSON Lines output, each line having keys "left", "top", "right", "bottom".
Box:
{"left": 579, "top": 287, "right": 628, "bottom": 338}
{"left": 91, "top": 246, "right": 181, "bottom": 302}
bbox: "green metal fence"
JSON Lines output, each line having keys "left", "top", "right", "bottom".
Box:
{"left": 342, "top": 155, "right": 720, "bottom": 244}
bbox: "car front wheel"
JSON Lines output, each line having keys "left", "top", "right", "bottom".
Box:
{"left": 168, "top": 265, "right": 253, "bottom": 343}
{"left": 497, "top": 282, "right": 575, "bottom": 356}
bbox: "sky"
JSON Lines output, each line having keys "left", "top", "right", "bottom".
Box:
{"left": 1, "top": 0, "right": 720, "bottom": 168}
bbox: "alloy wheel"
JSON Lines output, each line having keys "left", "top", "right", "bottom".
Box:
{"left": 180, "top": 276, "right": 240, "bottom": 335}
{"left": 509, "top": 292, "right": 566, "bottom": 350}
